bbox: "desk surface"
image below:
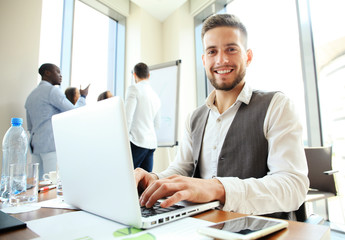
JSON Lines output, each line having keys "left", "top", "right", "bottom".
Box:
{"left": 0, "top": 189, "right": 330, "bottom": 240}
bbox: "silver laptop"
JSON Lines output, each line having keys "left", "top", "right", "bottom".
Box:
{"left": 52, "top": 96, "right": 219, "bottom": 229}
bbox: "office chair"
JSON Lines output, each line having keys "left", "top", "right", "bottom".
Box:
{"left": 304, "top": 146, "right": 338, "bottom": 221}
{"left": 295, "top": 202, "right": 324, "bottom": 224}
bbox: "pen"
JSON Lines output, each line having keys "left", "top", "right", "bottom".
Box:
{"left": 38, "top": 185, "right": 56, "bottom": 192}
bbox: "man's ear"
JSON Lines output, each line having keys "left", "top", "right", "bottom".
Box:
{"left": 202, "top": 54, "right": 205, "bottom": 67}
{"left": 246, "top": 49, "right": 253, "bottom": 66}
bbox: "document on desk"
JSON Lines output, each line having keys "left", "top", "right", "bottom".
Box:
{"left": 37, "top": 198, "right": 79, "bottom": 210}
{"left": 27, "top": 211, "right": 213, "bottom": 240}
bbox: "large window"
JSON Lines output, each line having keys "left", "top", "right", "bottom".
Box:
{"left": 39, "top": 0, "right": 125, "bottom": 102}
{"left": 309, "top": 0, "right": 345, "bottom": 210}
{"left": 71, "top": 1, "right": 117, "bottom": 102}
{"left": 310, "top": 0, "right": 345, "bottom": 153}
{"left": 38, "top": 0, "right": 63, "bottom": 77}
{"left": 225, "top": 0, "right": 307, "bottom": 143}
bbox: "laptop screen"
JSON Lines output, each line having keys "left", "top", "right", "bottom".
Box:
{"left": 52, "top": 97, "right": 143, "bottom": 227}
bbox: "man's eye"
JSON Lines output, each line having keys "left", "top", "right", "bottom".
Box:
{"left": 227, "top": 48, "right": 237, "bottom": 53}
{"left": 207, "top": 50, "right": 216, "bottom": 55}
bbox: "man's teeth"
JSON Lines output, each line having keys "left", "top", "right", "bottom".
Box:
{"left": 216, "top": 69, "right": 231, "bottom": 74}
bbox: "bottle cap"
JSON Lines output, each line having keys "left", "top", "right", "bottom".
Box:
{"left": 11, "top": 118, "right": 23, "bottom": 126}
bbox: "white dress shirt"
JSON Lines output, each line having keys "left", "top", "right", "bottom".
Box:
{"left": 125, "top": 80, "right": 161, "bottom": 149}
{"left": 157, "top": 83, "right": 309, "bottom": 215}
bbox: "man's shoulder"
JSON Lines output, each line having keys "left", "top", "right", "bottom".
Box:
{"left": 25, "top": 83, "right": 59, "bottom": 105}
{"left": 190, "top": 104, "right": 208, "bottom": 124}
{"left": 127, "top": 84, "right": 139, "bottom": 93}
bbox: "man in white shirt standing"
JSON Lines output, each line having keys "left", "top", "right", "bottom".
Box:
{"left": 134, "top": 14, "right": 309, "bottom": 219}
{"left": 125, "top": 62, "right": 161, "bottom": 172}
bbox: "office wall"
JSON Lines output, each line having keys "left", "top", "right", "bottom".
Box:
{"left": 163, "top": 2, "right": 197, "bottom": 140}
{"left": 126, "top": 2, "right": 196, "bottom": 172}
{"left": 158, "top": 2, "right": 197, "bottom": 170}
{"left": 0, "top": 0, "right": 42, "bottom": 168}
{"left": 126, "top": 2, "right": 163, "bottom": 85}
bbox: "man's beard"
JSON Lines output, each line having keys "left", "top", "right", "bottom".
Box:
{"left": 208, "top": 69, "right": 246, "bottom": 91}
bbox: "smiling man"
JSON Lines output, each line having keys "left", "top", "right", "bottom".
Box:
{"left": 134, "top": 14, "right": 309, "bottom": 220}
{"left": 25, "top": 63, "right": 90, "bottom": 179}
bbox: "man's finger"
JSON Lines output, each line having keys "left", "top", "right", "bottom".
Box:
{"left": 160, "top": 190, "right": 188, "bottom": 208}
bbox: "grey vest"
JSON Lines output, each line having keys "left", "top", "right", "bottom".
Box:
{"left": 190, "top": 90, "right": 292, "bottom": 219}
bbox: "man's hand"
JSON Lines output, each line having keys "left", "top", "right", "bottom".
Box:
{"left": 139, "top": 174, "right": 225, "bottom": 208}
{"left": 134, "top": 168, "right": 158, "bottom": 195}
{"left": 79, "top": 84, "right": 90, "bottom": 97}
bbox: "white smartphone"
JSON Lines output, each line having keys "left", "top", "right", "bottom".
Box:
{"left": 198, "top": 215, "right": 288, "bottom": 240}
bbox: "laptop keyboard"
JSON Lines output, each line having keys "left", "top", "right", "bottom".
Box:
{"left": 141, "top": 202, "right": 185, "bottom": 217}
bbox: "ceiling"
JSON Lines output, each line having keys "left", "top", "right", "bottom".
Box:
{"left": 131, "top": 0, "right": 188, "bottom": 22}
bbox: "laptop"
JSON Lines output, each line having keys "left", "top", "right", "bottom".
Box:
{"left": 52, "top": 96, "right": 219, "bottom": 229}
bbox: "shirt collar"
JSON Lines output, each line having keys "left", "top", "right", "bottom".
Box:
{"left": 205, "top": 83, "right": 253, "bottom": 110}
{"left": 137, "top": 79, "right": 149, "bottom": 85}
{"left": 40, "top": 80, "right": 53, "bottom": 86}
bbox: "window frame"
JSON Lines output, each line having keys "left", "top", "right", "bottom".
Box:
{"left": 60, "top": 0, "right": 126, "bottom": 98}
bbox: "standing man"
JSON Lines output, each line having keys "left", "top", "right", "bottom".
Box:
{"left": 25, "top": 63, "right": 90, "bottom": 179}
{"left": 125, "top": 62, "right": 161, "bottom": 172}
{"left": 135, "top": 14, "right": 309, "bottom": 219}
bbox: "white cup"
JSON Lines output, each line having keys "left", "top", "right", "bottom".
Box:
{"left": 43, "top": 171, "right": 57, "bottom": 185}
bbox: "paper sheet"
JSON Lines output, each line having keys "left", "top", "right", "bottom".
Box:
{"left": 27, "top": 211, "right": 213, "bottom": 240}
{"left": 1, "top": 204, "right": 41, "bottom": 214}
{"left": 37, "top": 198, "right": 79, "bottom": 210}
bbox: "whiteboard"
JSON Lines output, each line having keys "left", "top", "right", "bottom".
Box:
{"left": 149, "top": 60, "right": 181, "bottom": 147}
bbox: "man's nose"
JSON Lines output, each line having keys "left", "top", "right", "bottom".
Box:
{"left": 216, "top": 51, "right": 230, "bottom": 65}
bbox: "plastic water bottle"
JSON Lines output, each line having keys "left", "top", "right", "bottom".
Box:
{"left": 0, "top": 118, "right": 28, "bottom": 203}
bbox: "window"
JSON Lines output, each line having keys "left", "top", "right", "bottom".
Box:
{"left": 309, "top": 0, "right": 345, "bottom": 203}
{"left": 225, "top": 0, "right": 307, "bottom": 143}
{"left": 38, "top": 0, "right": 63, "bottom": 78}
{"left": 38, "top": 0, "right": 125, "bottom": 102}
{"left": 310, "top": 0, "right": 345, "bottom": 148}
{"left": 70, "top": 1, "right": 117, "bottom": 102}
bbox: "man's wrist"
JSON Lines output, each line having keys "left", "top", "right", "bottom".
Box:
{"left": 210, "top": 178, "right": 226, "bottom": 204}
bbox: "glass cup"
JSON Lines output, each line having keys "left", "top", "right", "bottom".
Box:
{"left": 9, "top": 163, "right": 39, "bottom": 206}
{"left": 56, "top": 164, "right": 63, "bottom": 200}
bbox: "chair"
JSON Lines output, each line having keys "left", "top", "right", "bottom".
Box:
{"left": 304, "top": 146, "right": 338, "bottom": 221}
{"left": 295, "top": 202, "right": 324, "bottom": 224}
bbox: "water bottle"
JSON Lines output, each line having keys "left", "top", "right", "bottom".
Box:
{"left": 0, "top": 118, "right": 28, "bottom": 203}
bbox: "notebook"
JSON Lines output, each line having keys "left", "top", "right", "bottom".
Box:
{"left": 0, "top": 210, "right": 26, "bottom": 233}
{"left": 52, "top": 96, "right": 219, "bottom": 229}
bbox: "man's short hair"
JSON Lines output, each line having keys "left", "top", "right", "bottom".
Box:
{"left": 38, "top": 63, "right": 55, "bottom": 77}
{"left": 201, "top": 14, "right": 248, "bottom": 49}
{"left": 134, "top": 62, "right": 149, "bottom": 79}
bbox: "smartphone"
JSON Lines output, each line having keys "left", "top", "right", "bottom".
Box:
{"left": 198, "top": 215, "right": 288, "bottom": 240}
